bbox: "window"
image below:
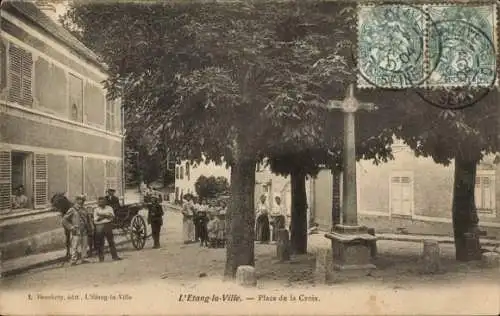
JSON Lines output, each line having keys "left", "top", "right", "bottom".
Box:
{"left": 105, "top": 160, "right": 119, "bottom": 195}
{"left": 180, "top": 166, "right": 184, "bottom": 180}
{"left": 69, "top": 74, "right": 83, "bottom": 122}
{"left": 175, "top": 167, "right": 179, "bottom": 179}
{"left": 390, "top": 173, "right": 413, "bottom": 217}
{"left": 8, "top": 44, "right": 33, "bottom": 106}
{"left": 475, "top": 173, "right": 496, "bottom": 214}
{"left": 106, "top": 99, "right": 120, "bottom": 132}
{"left": 0, "top": 151, "right": 48, "bottom": 213}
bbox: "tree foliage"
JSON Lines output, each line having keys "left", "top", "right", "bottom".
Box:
{"left": 194, "top": 175, "right": 230, "bottom": 200}
{"left": 61, "top": 1, "right": 498, "bottom": 267}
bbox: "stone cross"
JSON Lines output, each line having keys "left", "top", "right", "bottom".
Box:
{"left": 326, "top": 84, "right": 377, "bottom": 226}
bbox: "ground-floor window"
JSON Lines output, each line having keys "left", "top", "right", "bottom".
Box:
{"left": 475, "top": 172, "right": 496, "bottom": 215}
{"left": 0, "top": 150, "right": 48, "bottom": 213}
{"left": 390, "top": 172, "right": 413, "bottom": 217}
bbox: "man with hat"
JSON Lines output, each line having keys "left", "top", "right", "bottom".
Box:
{"left": 147, "top": 195, "right": 164, "bottom": 248}
{"left": 105, "top": 188, "right": 121, "bottom": 213}
{"left": 62, "top": 195, "right": 91, "bottom": 265}
{"left": 94, "top": 196, "right": 122, "bottom": 262}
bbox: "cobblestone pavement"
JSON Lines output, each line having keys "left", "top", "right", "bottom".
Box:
{"left": 1, "top": 209, "right": 498, "bottom": 315}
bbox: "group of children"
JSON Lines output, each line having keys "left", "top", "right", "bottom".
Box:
{"left": 182, "top": 194, "right": 227, "bottom": 248}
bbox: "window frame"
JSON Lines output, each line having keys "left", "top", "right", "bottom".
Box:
{"left": 388, "top": 171, "right": 414, "bottom": 218}
{"left": 475, "top": 170, "right": 496, "bottom": 216}
{"left": 68, "top": 73, "right": 84, "bottom": 123}
{"left": 106, "top": 99, "right": 117, "bottom": 132}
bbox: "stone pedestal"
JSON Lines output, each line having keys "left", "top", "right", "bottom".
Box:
{"left": 236, "top": 265, "right": 257, "bottom": 287}
{"left": 314, "top": 248, "right": 334, "bottom": 285}
{"left": 420, "top": 240, "right": 441, "bottom": 274}
{"left": 276, "top": 229, "right": 291, "bottom": 262}
{"left": 325, "top": 225, "right": 376, "bottom": 271}
{"left": 481, "top": 252, "right": 500, "bottom": 268}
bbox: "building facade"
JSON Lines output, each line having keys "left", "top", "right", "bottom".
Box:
{"left": 0, "top": 2, "right": 123, "bottom": 260}
{"left": 310, "top": 142, "right": 500, "bottom": 237}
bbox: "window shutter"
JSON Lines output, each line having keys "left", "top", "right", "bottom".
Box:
{"left": 8, "top": 45, "right": 22, "bottom": 103}
{"left": 0, "top": 151, "right": 12, "bottom": 211}
{"left": 0, "top": 41, "right": 6, "bottom": 91}
{"left": 33, "top": 153, "right": 48, "bottom": 208}
{"left": 21, "top": 51, "right": 33, "bottom": 107}
{"left": 8, "top": 45, "right": 32, "bottom": 107}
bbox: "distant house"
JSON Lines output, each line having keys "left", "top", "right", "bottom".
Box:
{"left": 174, "top": 160, "right": 230, "bottom": 201}
{"left": 175, "top": 159, "right": 311, "bottom": 218}
{"left": 0, "top": 2, "right": 123, "bottom": 260}
{"left": 310, "top": 141, "right": 500, "bottom": 237}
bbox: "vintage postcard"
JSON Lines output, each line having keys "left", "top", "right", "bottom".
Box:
{"left": 0, "top": 0, "right": 499, "bottom": 315}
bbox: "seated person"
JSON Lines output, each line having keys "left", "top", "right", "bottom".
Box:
{"left": 206, "top": 211, "right": 220, "bottom": 248}
{"left": 12, "top": 185, "right": 29, "bottom": 209}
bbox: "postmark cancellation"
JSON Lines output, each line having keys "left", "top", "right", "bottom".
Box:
{"left": 357, "top": 3, "right": 498, "bottom": 89}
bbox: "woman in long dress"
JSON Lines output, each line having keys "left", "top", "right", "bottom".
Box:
{"left": 181, "top": 194, "right": 195, "bottom": 243}
{"left": 255, "top": 194, "right": 270, "bottom": 243}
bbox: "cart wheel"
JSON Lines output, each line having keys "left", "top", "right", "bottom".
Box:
{"left": 130, "top": 215, "right": 147, "bottom": 250}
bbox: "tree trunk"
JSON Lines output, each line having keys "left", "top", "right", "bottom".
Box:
{"left": 290, "top": 170, "right": 307, "bottom": 254}
{"left": 452, "top": 156, "right": 481, "bottom": 261}
{"left": 331, "top": 169, "right": 341, "bottom": 228}
{"left": 224, "top": 156, "right": 256, "bottom": 278}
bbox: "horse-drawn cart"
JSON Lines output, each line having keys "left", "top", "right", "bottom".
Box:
{"left": 112, "top": 202, "right": 150, "bottom": 250}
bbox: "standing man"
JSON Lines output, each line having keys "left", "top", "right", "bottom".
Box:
{"left": 94, "top": 197, "right": 122, "bottom": 262}
{"left": 147, "top": 196, "right": 164, "bottom": 248}
{"left": 105, "top": 188, "right": 121, "bottom": 212}
{"left": 62, "top": 195, "right": 91, "bottom": 265}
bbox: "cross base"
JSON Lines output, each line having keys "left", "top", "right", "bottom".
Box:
{"left": 325, "top": 225, "right": 377, "bottom": 273}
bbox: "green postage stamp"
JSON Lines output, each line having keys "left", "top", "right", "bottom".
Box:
{"left": 357, "top": 3, "right": 497, "bottom": 89}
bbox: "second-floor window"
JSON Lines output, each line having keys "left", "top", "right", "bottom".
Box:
{"left": 106, "top": 99, "right": 118, "bottom": 132}
{"left": 8, "top": 44, "right": 33, "bottom": 107}
{"left": 69, "top": 74, "right": 83, "bottom": 122}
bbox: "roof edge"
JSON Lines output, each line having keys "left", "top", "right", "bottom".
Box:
{"left": 1, "top": 1, "right": 108, "bottom": 74}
